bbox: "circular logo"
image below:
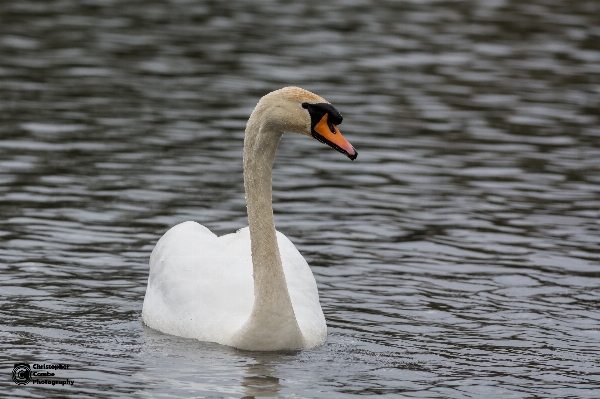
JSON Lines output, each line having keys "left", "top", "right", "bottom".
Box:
{"left": 12, "top": 364, "right": 31, "bottom": 385}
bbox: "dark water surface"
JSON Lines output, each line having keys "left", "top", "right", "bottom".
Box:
{"left": 1, "top": 0, "right": 599, "bottom": 397}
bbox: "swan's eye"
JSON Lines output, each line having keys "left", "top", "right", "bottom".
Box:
{"left": 327, "top": 119, "right": 337, "bottom": 134}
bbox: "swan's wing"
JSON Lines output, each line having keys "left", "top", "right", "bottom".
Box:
{"left": 142, "top": 221, "right": 253, "bottom": 344}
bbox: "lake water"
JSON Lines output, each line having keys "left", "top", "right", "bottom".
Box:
{"left": 1, "top": 0, "right": 599, "bottom": 397}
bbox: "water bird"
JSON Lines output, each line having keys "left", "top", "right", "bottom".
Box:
{"left": 142, "top": 87, "right": 357, "bottom": 350}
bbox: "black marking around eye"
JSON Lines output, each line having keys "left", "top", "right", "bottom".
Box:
{"left": 302, "top": 102, "right": 343, "bottom": 127}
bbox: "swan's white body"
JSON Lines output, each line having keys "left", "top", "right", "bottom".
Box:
{"left": 142, "top": 222, "right": 326, "bottom": 348}
{"left": 142, "top": 87, "right": 356, "bottom": 351}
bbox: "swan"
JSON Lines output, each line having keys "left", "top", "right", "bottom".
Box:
{"left": 141, "top": 87, "right": 357, "bottom": 351}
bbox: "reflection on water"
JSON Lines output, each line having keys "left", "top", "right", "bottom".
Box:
{"left": 240, "top": 356, "right": 285, "bottom": 398}
{"left": 135, "top": 328, "right": 295, "bottom": 398}
{"left": 1, "top": 0, "right": 600, "bottom": 397}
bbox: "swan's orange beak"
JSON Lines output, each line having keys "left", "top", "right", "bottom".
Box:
{"left": 312, "top": 113, "right": 357, "bottom": 160}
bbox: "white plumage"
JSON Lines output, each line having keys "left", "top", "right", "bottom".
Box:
{"left": 142, "top": 222, "right": 327, "bottom": 348}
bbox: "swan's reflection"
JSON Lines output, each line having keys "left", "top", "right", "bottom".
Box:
{"left": 138, "top": 328, "right": 300, "bottom": 397}
{"left": 240, "top": 362, "right": 282, "bottom": 398}
{"left": 240, "top": 351, "right": 298, "bottom": 398}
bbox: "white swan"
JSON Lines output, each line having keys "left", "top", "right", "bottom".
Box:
{"left": 141, "top": 87, "right": 357, "bottom": 351}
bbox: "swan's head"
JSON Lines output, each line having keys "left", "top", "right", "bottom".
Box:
{"left": 257, "top": 87, "right": 357, "bottom": 160}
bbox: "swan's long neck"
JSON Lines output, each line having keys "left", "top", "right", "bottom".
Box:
{"left": 232, "top": 107, "right": 304, "bottom": 350}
